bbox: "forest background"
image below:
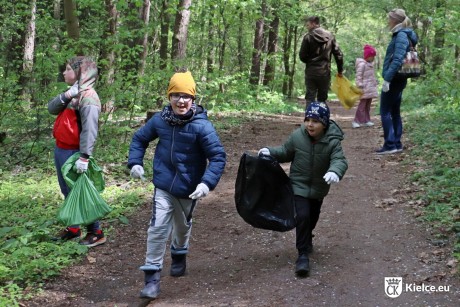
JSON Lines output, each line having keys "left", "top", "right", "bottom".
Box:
{"left": 0, "top": 0, "right": 459, "bottom": 305}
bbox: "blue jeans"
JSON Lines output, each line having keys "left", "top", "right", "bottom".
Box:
{"left": 54, "top": 146, "right": 100, "bottom": 232}
{"left": 379, "top": 79, "right": 407, "bottom": 150}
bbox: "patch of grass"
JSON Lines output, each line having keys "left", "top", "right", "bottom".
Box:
{"left": 403, "top": 102, "right": 460, "bottom": 262}
{"left": 0, "top": 168, "right": 149, "bottom": 303}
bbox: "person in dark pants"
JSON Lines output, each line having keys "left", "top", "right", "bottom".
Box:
{"left": 299, "top": 16, "right": 344, "bottom": 108}
{"left": 377, "top": 8, "right": 418, "bottom": 154}
{"left": 258, "top": 102, "right": 348, "bottom": 277}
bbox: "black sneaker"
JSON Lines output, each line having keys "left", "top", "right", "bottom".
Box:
{"left": 53, "top": 227, "right": 81, "bottom": 241}
{"left": 79, "top": 230, "right": 106, "bottom": 247}
{"left": 375, "top": 147, "right": 398, "bottom": 155}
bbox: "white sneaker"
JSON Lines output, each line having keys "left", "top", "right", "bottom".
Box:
{"left": 352, "top": 122, "right": 361, "bottom": 128}
{"left": 365, "top": 121, "right": 375, "bottom": 127}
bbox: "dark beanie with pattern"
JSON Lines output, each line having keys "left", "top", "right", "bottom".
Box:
{"left": 305, "top": 102, "right": 330, "bottom": 127}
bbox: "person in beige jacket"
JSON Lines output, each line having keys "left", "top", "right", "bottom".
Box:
{"left": 352, "top": 45, "right": 379, "bottom": 128}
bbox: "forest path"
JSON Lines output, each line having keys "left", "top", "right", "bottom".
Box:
{"left": 26, "top": 100, "right": 459, "bottom": 306}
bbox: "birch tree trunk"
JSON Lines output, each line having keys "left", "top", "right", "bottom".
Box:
{"left": 138, "top": 0, "right": 151, "bottom": 77}
{"left": 21, "top": 0, "right": 36, "bottom": 101}
{"left": 22, "top": 0, "right": 36, "bottom": 78}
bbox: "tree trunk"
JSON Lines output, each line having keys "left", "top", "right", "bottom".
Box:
{"left": 206, "top": 8, "right": 215, "bottom": 74}
{"left": 53, "top": 0, "right": 60, "bottom": 19}
{"left": 288, "top": 26, "right": 298, "bottom": 98}
{"left": 282, "top": 23, "right": 292, "bottom": 96}
{"left": 263, "top": 14, "right": 279, "bottom": 86}
{"left": 432, "top": 0, "right": 446, "bottom": 72}
{"left": 100, "top": 0, "right": 118, "bottom": 113}
{"left": 218, "top": 8, "right": 229, "bottom": 93}
{"left": 249, "top": 0, "right": 266, "bottom": 85}
{"left": 159, "top": 0, "right": 170, "bottom": 70}
{"left": 22, "top": 0, "right": 36, "bottom": 79}
{"left": 63, "top": 0, "right": 80, "bottom": 42}
{"left": 171, "top": 0, "right": 192, "bottom": 64}
{"left": 237, "top": 10, "right": 245, "bottom": 72}
{"left": 138, "top": 0, "right": 151, "bottom": 77}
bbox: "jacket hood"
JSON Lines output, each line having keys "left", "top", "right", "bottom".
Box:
{"left": 355, "top": 58, "right": 366, "bottom": 66}
{"left": 309, "top": 27, "right": 331, "bottom": 44}
{"left": 78, "top": 57, "right": 98, "bottom": 91}
{"left": 396, "top": 28, "right": 418, "bottom": 46}
{"left": 323, "top": 120, "right": 344, "bottom": 142}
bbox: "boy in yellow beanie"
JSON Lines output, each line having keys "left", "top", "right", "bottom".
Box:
{"left": 128, "top": 71, "right": 227, "bottom": 299}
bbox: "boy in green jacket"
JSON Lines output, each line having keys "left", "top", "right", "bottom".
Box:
{"left": 258, "top": 102, "right": 348, "bottom": 277}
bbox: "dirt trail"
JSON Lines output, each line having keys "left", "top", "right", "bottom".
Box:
{"left": 26, "top": 101, "right": 459, "bottom": 306}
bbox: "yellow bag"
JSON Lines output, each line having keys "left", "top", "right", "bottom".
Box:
{"left": 331, "top": 75, "right": 363, "bottom": 110}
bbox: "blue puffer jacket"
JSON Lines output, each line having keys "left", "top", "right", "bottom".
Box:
{"left": 382, "top": 28, "right": 418, "bottom": 82}
{"left": 128, "top": 106, "right": 226, "bottom": 198}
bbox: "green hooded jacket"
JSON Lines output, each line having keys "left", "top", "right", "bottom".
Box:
{"left": 268, "top": 120, "right": 348, "bottom": 199}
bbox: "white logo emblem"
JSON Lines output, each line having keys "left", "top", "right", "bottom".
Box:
{"left": 385, "top": 277, "right": 403, "bottom": 298}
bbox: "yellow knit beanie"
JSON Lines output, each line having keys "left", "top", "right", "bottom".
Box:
{"left": 166, "top": 71, "right": 196, "bottom": 97}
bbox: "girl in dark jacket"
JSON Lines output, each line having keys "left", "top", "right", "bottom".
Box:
{"left": 377, "top": 9, "right": 418, "bottom": 154}
{"left": 128, "top": 71, "right": 226, "bottom": 299}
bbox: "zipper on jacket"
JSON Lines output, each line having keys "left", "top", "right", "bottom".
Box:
{"left": 169, "top": 126, "right": 178, "bottom": 192}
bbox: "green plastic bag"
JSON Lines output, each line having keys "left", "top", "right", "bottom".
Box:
{"left": 331, "top": 74, "right": 363, "bottom": 110}
{"left": 61, "top": 152, "right": 105, "bottom": 192}
{"left": 57, "top": 173, "right": 112, "bottom": 226}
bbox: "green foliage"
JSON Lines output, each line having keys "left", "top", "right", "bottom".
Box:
{"left": 403, "top": 91, "right": 460, "bottom": 262}
{"left": 0, "top": 163, "right": 150, "bottom": 303}
{"left": 198, "top": 73, "right": 302, "bottom": 114}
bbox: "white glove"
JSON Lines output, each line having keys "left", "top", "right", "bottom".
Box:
{"left": 75, "top": 157, "right": 89, "bottom": 173}
{"left": 130, "top": 165, "right": 145, "bottom": 180}
{"left": 189, "top": 183, "right": 209, "bottom": 200}
{"left": 258, "top": 148, "right": 270, "bottom": 156}
{"left": 382, "top": 81, "right": 390, "bottom": 92}
{"left": 64, "top": 82, "right": 79, "bottom": 99}
{"left": 323, "top": 172, "right": 339, "bottom": 184}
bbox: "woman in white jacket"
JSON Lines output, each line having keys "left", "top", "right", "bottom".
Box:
{"left": 352, "top": 45, "right": 379, "bottom": 128}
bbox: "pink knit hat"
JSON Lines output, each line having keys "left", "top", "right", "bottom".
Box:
{"left": 363, "top": 44, "right": 376, "bottom": 59}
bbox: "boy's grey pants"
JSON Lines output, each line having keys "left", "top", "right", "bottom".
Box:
{"left": 140, "top": 188, "right": 194, "bottom": 271}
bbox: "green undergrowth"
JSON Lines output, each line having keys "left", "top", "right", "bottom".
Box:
{"left": 403, "top": 100, "right": 460, "bottom": 263}
{"left": 0, "top": 96, "right": 299, "bottom": 305}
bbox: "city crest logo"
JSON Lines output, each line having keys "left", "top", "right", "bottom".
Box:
{"left": 385, "top": 277, "right": 403, "bottom": 298}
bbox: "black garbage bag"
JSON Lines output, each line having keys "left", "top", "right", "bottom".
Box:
{"left": 235, "top": 153, "right": 296, "bottom": 232}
